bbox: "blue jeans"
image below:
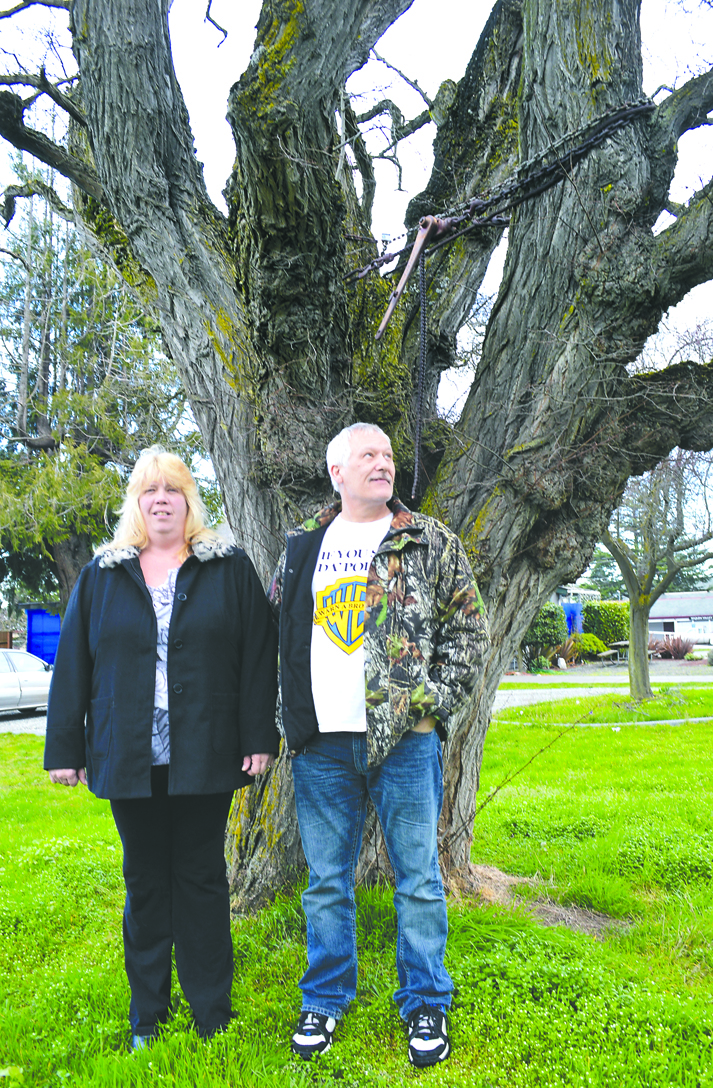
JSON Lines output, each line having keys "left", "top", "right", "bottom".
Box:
{"left": 290, "top": 729, "right": 453, "bottom": 1022}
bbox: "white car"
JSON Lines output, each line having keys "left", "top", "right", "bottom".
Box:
{"left": 0, "top": 649, "right": 53, "bottom": 715}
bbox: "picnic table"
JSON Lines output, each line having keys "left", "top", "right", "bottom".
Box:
{"left": 610, "top": 641, "right": 629, "bottom": 662}
{"left": 604, "top": 641, "right": 655, "bottom": 664}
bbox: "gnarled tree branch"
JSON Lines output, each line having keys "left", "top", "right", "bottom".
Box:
{"left": 0, "top": 70, "right": 85, "bottom": 125}
{"left": 652, "top": 176, "right": 713, "bottom": 311}
{"left": 344, "top": 99, "right": 376, "bottom": 226}
{"left": 0, "top": 0, "right": 67, "bottom": 17}
{"left": 0, "top": 91, "right": 102, "bottom": 199}
{"left": 2, "top": 179, "right": 75, "bottom": 226}
{"left": 654, "top": 65, "right": 713, "bottom": 143}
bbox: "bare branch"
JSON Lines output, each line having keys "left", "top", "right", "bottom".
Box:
{"left": 382, "top": 108, "right": 431, "bottom": 153}
{"left": 652, "top": 176, "right": 713, "bottom": 311}
{"left": 670, "top": 548, "right": 713, "bottom": 567}
{"left": 7, "top": 432, "right": 59, "bottom": 450}
{"left": 0, "top": 0, "right": 67, "bottom": 17}
{"left": 343, "top": 99, "right": 375, "bottom": 226}
{"left": 0, "top": 70, "right": 85, "bottom": 125}
{"left": 355, "top": 97, "right": 404, "bottom": 126}
{"left": 204, "top": 1, "right": 227, "bottom": 46}
{"left": 602, "top": 528, "right": 640, "bottom": 599}
{"left": 354, "top": 97, "right": 431, "bottom": 154}
{"left": 0, "top": 244, "right": 30, "bottom": 271}
{"left": 2, "top": 179, "right": 74, "bottom": 226}
{"left": 371, "top": 48, "right": 432, "bottom": 108}
{"left": 621, "top": 360, "right": 713, "bottom": 465}
{"left": 664, "top": 197, "right": 685, "bottom": 218}
{"left": 654, "top": 65, "right": 713, "bottom": 142}
{"left": 0, "top": 91, "right": 102, "bottom": 202}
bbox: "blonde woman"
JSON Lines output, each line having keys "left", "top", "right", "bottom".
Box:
{"left": 45, "top": 448, "right": 278, "bottom": 1049}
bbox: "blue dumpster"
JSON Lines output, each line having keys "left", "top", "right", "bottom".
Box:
{"left": 23, "top": 605, "right": 61, "bottom": 665}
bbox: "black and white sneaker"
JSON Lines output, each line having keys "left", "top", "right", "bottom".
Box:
{"left": 291, "top": 1011, "right": 337, "bottom": 1059}
{"left": 407, "top": 1004, "right": 451, "bottom": 1067}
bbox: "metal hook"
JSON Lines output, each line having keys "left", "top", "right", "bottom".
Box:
{"left": 375, "top": 215, "right": 442, "bottom": 340}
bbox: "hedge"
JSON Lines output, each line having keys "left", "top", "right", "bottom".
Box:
{"left": 522, "top": 603, "right": 568, "bottom": 662}
{"left": 582, "top": 600, "right": 629, "bottom": 644}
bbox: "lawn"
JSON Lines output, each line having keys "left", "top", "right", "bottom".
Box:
{"left": 496, "top": 683, "right": 713, "bottom": 724}
{"left": 1, "top": 720, "right": 711, "bottom": 1087}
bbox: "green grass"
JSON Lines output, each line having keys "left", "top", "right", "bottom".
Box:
{"left": 476, "top": 712, "right": 713, "bottom": 972}
{"left": 496, "top": 684, "right": 713, "bottom": 724}
{"left": 1, "top": 729, "right": 712, "bottom": 1086}
{"left": 498, "top": 680, "right": 631, "bottom": 689}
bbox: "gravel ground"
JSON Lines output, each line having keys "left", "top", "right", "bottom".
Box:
{"left": 0, "top": 709, "right": 47, "bottom": 736}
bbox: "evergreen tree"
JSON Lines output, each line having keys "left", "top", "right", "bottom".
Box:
{"left": 0, "top": 162, "right": 205, "bottom": 610}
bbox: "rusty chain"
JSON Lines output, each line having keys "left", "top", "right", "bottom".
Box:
{"left": 358, "top": 96, "right": 657, "bottom": 496}
{"left": 345, "top": 97, "right": 656, "bottom": 293}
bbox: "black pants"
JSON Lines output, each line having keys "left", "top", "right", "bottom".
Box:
{"left": 110, "top": 765, "right": 234, "bottom": 1037}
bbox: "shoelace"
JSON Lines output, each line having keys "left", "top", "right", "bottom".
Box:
{"left": 301, "top": 1014, "right": 323, "bottom": 1036}
{"left": 413, "top": 1011, "right": 439, "bottom": 1038}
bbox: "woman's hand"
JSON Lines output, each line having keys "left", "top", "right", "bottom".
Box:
{"left": 48, "top": 768, "right": 87, "bottom": 787}
{"left": 241, "top": 753, "right": 275, "bottom": 776}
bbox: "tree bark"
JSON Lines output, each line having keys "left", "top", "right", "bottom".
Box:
{"left": 628, "top": 602, "right": 653, "bottom": 701}
{"left": 3, "top": 0, "right": 713, "bottom": 904}
{"left": 50, "top": 532, "right": 94, "bottom": 614}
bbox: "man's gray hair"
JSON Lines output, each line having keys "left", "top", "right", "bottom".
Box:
{"left": 326, "top": 422, "right": 390, "bottom": 493}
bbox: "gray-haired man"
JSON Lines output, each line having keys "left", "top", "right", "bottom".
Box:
{"left": 268, "top": 423, "right": 488, "bottom": 1066}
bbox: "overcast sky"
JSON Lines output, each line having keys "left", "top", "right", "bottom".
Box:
{"left": 167, "top": 0, "right": 712, "bottom": 221}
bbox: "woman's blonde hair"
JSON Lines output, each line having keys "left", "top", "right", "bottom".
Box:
{"left": 102, "top": 446, "right": 221, "bottom": 561}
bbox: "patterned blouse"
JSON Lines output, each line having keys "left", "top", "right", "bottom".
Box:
{"left": 146, "top": 567, "right": 179, "bottom": 765}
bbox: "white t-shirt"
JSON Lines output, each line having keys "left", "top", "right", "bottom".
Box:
{"left": 311, "top": 512, "right": 392, "bottom": 732}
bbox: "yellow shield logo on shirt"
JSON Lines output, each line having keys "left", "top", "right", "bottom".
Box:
{"left": 314, "top": 578, "right": 367, "bottom": 654}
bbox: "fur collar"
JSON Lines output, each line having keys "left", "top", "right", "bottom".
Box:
{"left": 97, "top": 538, "right": 236, "bottom": 569}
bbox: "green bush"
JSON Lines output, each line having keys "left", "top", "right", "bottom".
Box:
{"left": 522, "top": 602, "right": 568, "bottom": 666}
{"left": 582, "top": 600, "right": 629, "bottom": 644}
{"left": 572, "top": 631, "right": 609, "bottom": 660}
{"left": 528, "top": 654, "right": 551, "bottom": 672}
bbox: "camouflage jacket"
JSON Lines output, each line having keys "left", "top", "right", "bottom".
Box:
{"left": 268, "top": 497, "right": 489, "bottom": 768}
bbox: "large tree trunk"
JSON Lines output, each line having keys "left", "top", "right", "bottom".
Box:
{"left": 628, "top": 601, "right": 653, "bottom": 701}
{"left": 50, "top": 532, "right": 94, "bottom": 615}
{"left": 4, "top": 0, "right": 712, "bottom": 904}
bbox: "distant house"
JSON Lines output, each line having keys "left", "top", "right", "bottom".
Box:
{"left": 648, "top": 592, "right": 713, "bottom": 640}
{"left": 554, "top": 585, "right": 601, "bottom": 605}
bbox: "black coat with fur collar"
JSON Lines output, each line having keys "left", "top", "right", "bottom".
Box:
{"left": 44, "top": 541, "right": 279, "bottom": 799}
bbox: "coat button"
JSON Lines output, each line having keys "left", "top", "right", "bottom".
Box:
{"left": 174, "top": 639, "right": 183, "bottom": 648}
{"left": 173, "top": 683, "right": 183, "bottom": 694}
{"left": 177, "top": 592, "right": 187, "bottom": 601}
{"left": 289, "top": 749, "right": 297, "bottom": 757}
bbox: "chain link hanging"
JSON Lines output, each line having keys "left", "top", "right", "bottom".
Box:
{"left": 412, "top": 250, "right": 428, "bottom": 500}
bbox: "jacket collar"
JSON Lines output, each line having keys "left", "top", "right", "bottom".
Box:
{"left": 97, "top": 538, "right": 236, "bottom": 569}
{"left": 290, "top": 497, "right": 427, "bottom": 548}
